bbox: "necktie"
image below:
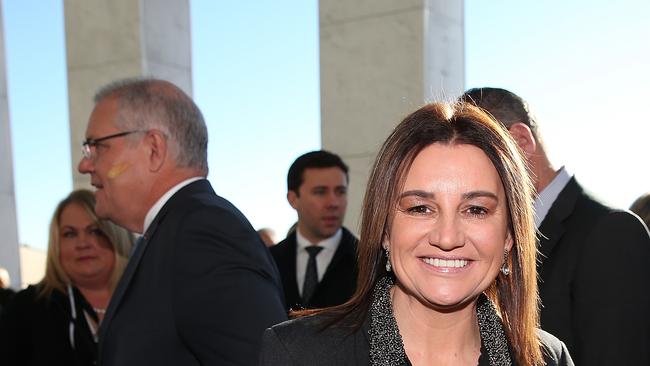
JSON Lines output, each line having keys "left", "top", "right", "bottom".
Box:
{"left": 302, "top": 246, "right": 324, "bottom": 304}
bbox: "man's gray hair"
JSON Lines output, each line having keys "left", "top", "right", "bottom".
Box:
{"left": 461, "top": 87, "right": 540, "bottom": 141}
{"left": 95, "top": 77, "right": 209, "bottom": 173}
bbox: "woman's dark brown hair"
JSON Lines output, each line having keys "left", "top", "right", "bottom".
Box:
{"left": 306, "top": 101, "right": 542, "bottom": 365}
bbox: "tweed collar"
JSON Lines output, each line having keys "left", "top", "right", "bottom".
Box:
{"left": 368, "top": 276, "right": 513, "bottom": 366}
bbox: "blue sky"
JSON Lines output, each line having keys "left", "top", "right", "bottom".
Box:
{"left": 3, "top": 0, "right": 649, "bottom": 251}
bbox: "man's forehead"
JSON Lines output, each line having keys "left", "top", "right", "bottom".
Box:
{"left": 85, "top": 98, "right": 120, "bottom": 137}
{"left": 301, "top": 167, "right": 348, "bottom": 186}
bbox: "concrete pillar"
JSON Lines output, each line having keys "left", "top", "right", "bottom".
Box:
{"left": 319, "top": 0, "right": 464, "bottom": 234}
{"left": 0, "top": 4, "right": 22, "bottom": 288}
{"left": 64, "top": 0, "right": 192, "bottom": 189}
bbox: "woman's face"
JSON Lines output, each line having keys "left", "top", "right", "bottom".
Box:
{"left": 59, "top": 202, "right": 116, "bottom": 288}
{"left": 387, "top": 143, "right": 512, "bottom": 310}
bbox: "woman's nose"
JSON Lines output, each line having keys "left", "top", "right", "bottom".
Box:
{"left": 428, "top": 214, "right": 464, "bottom": 250}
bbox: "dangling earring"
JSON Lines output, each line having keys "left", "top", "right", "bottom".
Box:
{"left": 385, "top": 247, "right": 392, "bottom": 272}
{"left": 500, "top": 250, "right": 510, "bottom": 276}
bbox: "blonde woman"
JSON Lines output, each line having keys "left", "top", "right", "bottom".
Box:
{"left": 0, "top": 190, "right": 133, "bottom": 366}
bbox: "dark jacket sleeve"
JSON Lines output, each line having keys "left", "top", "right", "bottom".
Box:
{"left": 0, "top": 287, "right": 31, "bottom": 365}
{"left": 172, "top": 207, "right": 288, "bottom": 365}
{"left": 572, "top": 211, "right": 650, "bottom": 365}
{"left": 258, "top": 328, "right": 293, "bottom": 366}
{"left": 538, "top": 329, "right": 575, "bottom": 366}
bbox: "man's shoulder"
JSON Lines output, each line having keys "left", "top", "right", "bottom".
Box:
{"left": 557, "top": 178, "right": 631, "bottom": 224}
{"left": 270, "top": 233, "right": 296, "bottom": 256}
{"left": 340, "top": 227, "right": 359, "bottom": 246}
{"left": 573, "top": 188, "right": 642, "bottom": 229}
{"left": 165, "top": 182, "right": 252, "bottom": 228}
{"left": 171, "top": 180, "right": 235, "bottom": 211}
{"left": 268, "top": 312, "right": 362, "bottom": 351}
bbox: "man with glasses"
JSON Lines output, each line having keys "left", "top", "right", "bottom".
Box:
{"left": 78, "top": 78, "right": 286, "bottom": 366}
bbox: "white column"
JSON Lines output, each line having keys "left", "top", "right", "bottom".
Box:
{"left": 0, "top": 4, "right": 22, "bottom": 288}
{"left": 64, "top": 0, "right": 192, "bottom": 189}
{"left": 320, "top": 0, "right": 465, "bottom": 233}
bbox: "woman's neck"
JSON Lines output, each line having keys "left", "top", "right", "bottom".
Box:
{"left": 76, "top": 284, "right": 112, "bottom": 310}
{"left": 391, "top": 286, "right": 482, "bottom": 365}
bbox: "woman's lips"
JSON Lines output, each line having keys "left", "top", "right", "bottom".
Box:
{"left": 419, "top": 256, "right": 472, "bottom": 273}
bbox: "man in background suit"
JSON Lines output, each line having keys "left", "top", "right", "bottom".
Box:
{"left": 462, "top": 87, "right": 650, "bottom": 365}
{"left": 78, "top": 78, "right": 286, "bottom": 366}
{"left": 271, "top": 151, "right": 358, "bottom": 311}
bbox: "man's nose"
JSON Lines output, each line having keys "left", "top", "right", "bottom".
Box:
{"left": 78, "top": 156, "right": 93, "bottom": 174}
{"left": 325, "top": 192, "right": 343, "bottom": 207}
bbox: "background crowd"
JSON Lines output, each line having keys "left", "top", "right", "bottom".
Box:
{"left": 0, "top": 79, "right": 649, "bottom": 366}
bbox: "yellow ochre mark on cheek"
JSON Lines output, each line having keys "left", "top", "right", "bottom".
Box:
{"left": 107, "top": 163, "right": 130, "bottom": 179}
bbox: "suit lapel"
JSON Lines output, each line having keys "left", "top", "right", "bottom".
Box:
{"left": 537, "top": 178, "right": 580, "bottom": 266}
{"left": 276, "top": 234, "right": 301, "bottom": 305}
{"left": 319, "top": 230, "right": 350, "bottom": 284}
{"left": 286, "top": 237, "right": 301, "bottom": 303}
{"left": 99, "top": 218, "right": 162, "bottom": 339}
{"left": 99, "top": 179, "right": 209, "bottom": 340}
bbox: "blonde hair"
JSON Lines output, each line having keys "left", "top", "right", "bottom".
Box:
{"left": 39, "top": 189, "right": 134, "bottom": 297}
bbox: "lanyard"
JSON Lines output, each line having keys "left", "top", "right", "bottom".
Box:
{"left": 67, "top": 283, "right": 77, "bottom": 349}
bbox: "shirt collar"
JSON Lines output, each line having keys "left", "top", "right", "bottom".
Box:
{"left": 296, "top": 227, "right": 342, "bottom": 252}
{"left": 142, "top": 177, "right": 204, "bottom": 234}
{"left": 534, "top": 166, "right": 572, "bottom": 227}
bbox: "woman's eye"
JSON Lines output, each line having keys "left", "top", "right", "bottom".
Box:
{"left": 62, "top": 231, "right": 76, "bottom": 238}
{"left": 89, "top": 228, "right": 105, "bottom": 236}
{"left": 466, "top": 206, "right": 488, "bottom": 217}
{"left": 407, "top": 205, "right": 431, "bottom": 215}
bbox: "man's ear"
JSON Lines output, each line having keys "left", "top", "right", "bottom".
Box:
{"left": 287, "top": 190, "right": 299, "bottom": 209}
{"left": 508, "top": 123, "right": 537, "bottom": 157}
{"left": 146, "top": 130, "right": 168, "bottom": 172}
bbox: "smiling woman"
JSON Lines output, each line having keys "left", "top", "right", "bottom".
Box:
{"left": 0, "top": 190, "right": 134, "bottom": 366}
{"left": 259, "top": 102, "right": 574, "bottom": 366}
{"left": 389, "top": 143, "right": 513, "bottom": 313}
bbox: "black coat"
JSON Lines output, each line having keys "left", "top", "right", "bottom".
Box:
{"left": 98, "top": 179, "right": 287, "bottom": 366}
{"left": 537, "top": 178, "right": 650, "bottom": 365}
{"left": 0, "top": 285, "right": 97, "bottom": 366}
{"left": 270, "top": 228, "right": 358, "bottom": 310}
{"left": 259, "top": 312, "right": 573, "bottom": 365}
{"left": 0, "top": 287, "right": 15, "bottom": 315}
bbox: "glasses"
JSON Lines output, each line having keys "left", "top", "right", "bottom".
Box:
{"left": 81, "top": 130, "right": 144, "bottom": 160}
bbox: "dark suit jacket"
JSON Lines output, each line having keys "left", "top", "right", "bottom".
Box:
{"left": 259, "top": 313, "right": 573, "bottom": 365}
{"left": 537, "top": 177, "right": 650, "bottom": 365}
{"left": 270, "top": 228, "right": 358, "bottom": 310}
{"left": 0, "top": 285, "right": 97, "bottom": 366}
{"left": 98, "top": 179, "right": 287, "bottom": 366}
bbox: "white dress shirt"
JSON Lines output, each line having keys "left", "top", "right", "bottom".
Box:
{"left": 142, "top": 177, "right": 204, "bottom": 234}
{"left": 533, "top": 166, "right": 572, "bottom": 228}
{"left": 295, "top": 228, "right": 342, "bottom": 296}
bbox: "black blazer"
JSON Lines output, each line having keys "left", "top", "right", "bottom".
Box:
{"left": 0, "top": 285, "right": 97, "bottom": 366}
{"left": 98, "top": 180, "right": 287, "bottom": 366}
{"left": 259, "top": 313, "right": 573, "bottom": 365}
{"left": 270, "top": 228, "right": 358, "bottom": 310}
{"left": 537, "top": 177, "right": 650, "bottom": 365}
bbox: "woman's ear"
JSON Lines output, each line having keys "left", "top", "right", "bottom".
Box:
{"left": 505, "top": 231, "right": 514, "bottom": 252}
{"left": 382, "top": 233, "right": 390, "bottom": 251}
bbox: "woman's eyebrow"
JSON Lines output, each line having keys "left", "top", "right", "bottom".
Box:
{"left": 462, "top": 190, "right": 498, "bottom": 201}
{"left": 399, "top": 190, "right": 434, "bottom": 199}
